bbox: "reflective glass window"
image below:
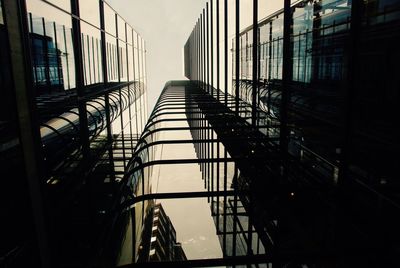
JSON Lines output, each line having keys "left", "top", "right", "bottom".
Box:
{"left": 0, "top": 0, "right": 4, "bottom": 25}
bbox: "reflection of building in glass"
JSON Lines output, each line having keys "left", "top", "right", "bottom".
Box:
{"left": 137, "top": 203, "right": 187, "bottom": 262}
{"left": 30, "top": 31, "right": 64, "bottom": 91}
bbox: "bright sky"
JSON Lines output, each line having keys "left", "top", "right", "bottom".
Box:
{"left": 107, "top": 0, "right": 207, "bottom": 113}
{"left": 106, "top": 0, "right": 283, "bottom": 113}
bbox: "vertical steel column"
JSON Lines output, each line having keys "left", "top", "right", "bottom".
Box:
{"left": 115, "top": 13, "right": 126, "bottom": 170}
{"left": 211, "top": 0, "right": 214, "bottom": 97}
{"left": 63, "top": 25, "right": 71, "bottom": 89}
{"left": 140, "top": 38, "right": 147, "bottom": 121}
{"left": 131, "top": 29, "right": 139, "bottom": 135}
{"left": 206, "top": 3, "right": 209, "bottom": 93}
{"left": 82, "top": 34, "right": 87, "bottom": 84}
{"left": 235, "top": 0, "right": 240, "bottom": 114}
{"left": 232, "top": 164, "right": 238, "bottom": 257}
{"left": 248, "top": 1, "right": 258, "bottom": 251}
{"left": 222, "top": 146, "right": 228, "bottom": 256}
{"left": 3, "top": 0, "right": 50, "bottom": 266}
{"left": 71, "top": 0, "right": 90, "bottom": 159}
{"left": 125, "top": 23, "right": 134, "bottom": 154}
{"left": 214, "top": 0, "right": 221, "bottom": 233}
{"left": 335, "top": 0, "right": 363, "bottom": 251}
{"left": 210, "top": 0, "right": 215, "bottom": 207}
{"left": 137, "top": 34, "right": 143, "bottom": 133}
{"left": 140, "top": 38, "right": 145, "bottom": 132}
{"left": 92, "top": 36, "right": 96, "bottom": 83}
{"left": 338, "top": 0, "right": 362, "bottom": 188}
{"left": 53, "top": 21, "right": 63, "bottom": 88}
{"left": 200, "top": 13, "right": 204, "bottom": 178}
{"left": 195, "top": 22, "right": 198, "bottom": 83}
{"left": 280, "top": 0, "right": 292, "bottom": 171}
{"left": 139, "top": 39, "right": 144, "bottom": 129}
{"left": 268, "top": 22, "right": 272, "bottom": 81}
{"left": 195, "top": 26, "right": 197, "bottom": 82}
{"left": 41, "top": 17, "right": 51, "bottom": 91}
{"left": 192, "top": 26, "right": 194, "bottom": 80}
{"left": 216, "top": 0, "right": 220, "bottom": 101}
{"left": 206, "top": 2, "right": 210, "bottom": 198}
{"left": 203, "top": 9, "right": 206, "bottom": 90}
{"left": 224, "top": 0, "right": 228, "bottom": 106}
{"left": 99, "top": 0, "right": 116, "bottom": 180}
{"left": 196, "top": 20, "right": 198, "bottom": 85}
{"left": 190, "top": 23, "right": 197, "bottom": 81}
{"left": 194, "top": 20, "right": 196, "bottom": 84}
{"left": 199, "top": 17, "right": 201, "bottom": 88}
{"left": 142, "top": 39, "right": 147, "bottom": 122}
{"left": 251, "top": 0, "right": 258, "bottom": 127}
{"left": 86, "top": 35, "right": 92, "bottom": 84}
{"left": 276, "top": 0, "right": 293, "bottom": 266}
{"left": 257, "top": 25, "right": 261, "bottom": 108}
{"left": 29, "top": 13, "right": 38, "bottom": 88}
{"left": 200, "top": 15, "right": 203, "bottom": 87}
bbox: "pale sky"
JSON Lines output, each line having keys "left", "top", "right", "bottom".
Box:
{"left": 107, "top": 0, "right": 208, "bottom": 113}
{"left": 106, "top": 0, "right": 283, "bottom": 113}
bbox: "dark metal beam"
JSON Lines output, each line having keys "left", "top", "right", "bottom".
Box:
{"left": 124, "top": 190, "right": 236, "bottom": 207}
{"left": 99, "top": 0, "right": 116, "bottom": 180}
{"left": 206, "top": 2, "right": 210, "bottom": 94}
{"left": 210, "top": 0, "right": 214, "bottom": 97}
{"left": 71, "top": 0, "right": 90, "bottom": 158}
{"left": 3, "top": 0, "right": 50, "bottom": 266}
{"left": 235, "top": 0, "right": 240, "bottom": 115}
{"left": 252, "top": 0, "right": 258, "bottom": 127}
{"left": 216, "top": 0, "right": 220, "bottom": 101}
{"left": 224, "top": 0, "right": 228, "bottom": 106}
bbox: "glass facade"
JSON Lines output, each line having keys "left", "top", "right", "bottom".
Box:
{"left": 183, "top": 0, "right": 400, "bottom": 266}
{"left": 0, "top": 0, "right": 148, "bottom": 266}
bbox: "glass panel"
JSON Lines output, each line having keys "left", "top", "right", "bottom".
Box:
{"left": 104, "top": 3, "right": 116, "bottom": 36}
{"left": 270, "top": 14, "right": 283, "bottom": 80}
{"left": 27, "top": 0, "right": 71, "bottom": 27}
{"left": 117, "top": 15, "right": 126, "bottom": 41}
{"left": 133, "top": 32, "right": 139, "bottom": 82}
{"left": 106, "top": 32, "right": 118, "bottom": 82}
{"left": 64, "top": 26, "right": 76, "bottom": 89}
{"left": 28, "top": 13, "right": 75, "bottom": 92}
{"left": 30, "top": 14, "right": 44, "bottom": 35}
{"left": 81, "top": 21, "right": 102, "bottom": 86}
{"left": 126, "top": 25, "right": 132, "bottom": 45}
{"left": 292, "top": 1, "right": 313, "bottom": 83}
{"left": 128, "top": 42, "right": 134, "bottom": 82}
{"left": 0, "top": 0, "right": 4, "bottom": 25}
{"left": 46, "top": 0, "right": 70, "bottom": 12}
{"left": 79, "top": 0, "right": 100, "bottom": 27}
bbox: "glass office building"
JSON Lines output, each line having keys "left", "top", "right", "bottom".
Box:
{"left": 1, "top": 0, "right": 400, "bottom": 267}
{"left": 0, "top": 0, "right": 150, "bottom": 266}
{"left": 182, "top": 0, "right": 400, "bottom": 266}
